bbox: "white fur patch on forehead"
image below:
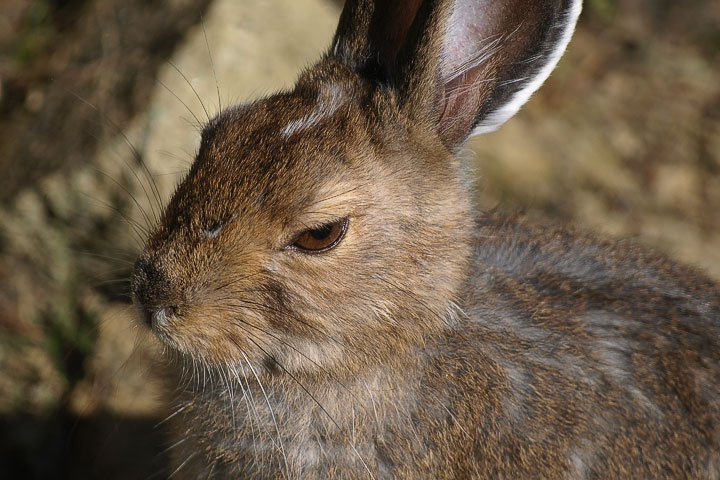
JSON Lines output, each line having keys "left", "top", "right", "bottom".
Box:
{"left": 281, "top": 84, "right": 348, "bottom": 139}
{"left": 203, "top": 224, "right": 224, "bottom": 240}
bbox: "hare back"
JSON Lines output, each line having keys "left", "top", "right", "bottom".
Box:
{"left": 457, "top": 212, "right": 720, "bottom": 477}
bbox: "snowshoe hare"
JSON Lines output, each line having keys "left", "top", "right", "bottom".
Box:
{"left": 132, "top": 0, "right": 720, "bottom": 478}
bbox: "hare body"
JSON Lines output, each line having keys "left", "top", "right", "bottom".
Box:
{"left": 164, "top": 214, "right": 720, "bottom": 479}
{"left": 132, "top": 0, "right": 720, "bottom": 478}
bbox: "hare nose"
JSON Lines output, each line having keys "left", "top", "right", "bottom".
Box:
{"left": 138, "top": 306, "right": 171, "bottom": 328}
{"left": 132, "top": 256, "right": 176, "bottom": 327}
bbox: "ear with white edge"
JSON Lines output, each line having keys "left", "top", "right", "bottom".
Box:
{"left": 331, "top": 0, "right": 582, "bottom": 149}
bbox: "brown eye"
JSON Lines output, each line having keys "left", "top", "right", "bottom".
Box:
{"left": 289, "top": 218, "right": 348, "bottom": 253}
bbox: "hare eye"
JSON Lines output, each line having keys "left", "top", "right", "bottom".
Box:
{"left": 289, "top": 218, "right": 348, "bottom": 253}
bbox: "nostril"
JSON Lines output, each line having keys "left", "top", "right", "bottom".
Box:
{"left": 138, "top": 305, "right": 153, "bottom": 327}
{"left": 137, "top": 305, "right": 173, "bottom": 328}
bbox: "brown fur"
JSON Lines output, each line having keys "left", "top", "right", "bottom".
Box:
{"left": 132, "top": 0, "right": 720, "bottom": 478}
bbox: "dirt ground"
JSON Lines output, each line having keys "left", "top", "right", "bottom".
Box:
{"left": 0, "top": 0, "right": 718, "bottom": 478}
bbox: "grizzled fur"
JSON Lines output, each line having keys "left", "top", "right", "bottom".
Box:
{"left": 132, "top": 0, "right": 720, "bottom": 478}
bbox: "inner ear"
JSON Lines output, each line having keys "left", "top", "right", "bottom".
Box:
{"left": 367, "top": 0, "right": 424, "bottom": 74}
{"left": 435, "top": 0, "right": 582, "bottom": 145}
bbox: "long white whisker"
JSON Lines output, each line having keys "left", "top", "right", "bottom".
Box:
{"left": 240, "top": 351, "right": 291, "bottom": 479}
{"left": 159, "top": 437, "right": 188, "bottom": 456}
{"left": 234, "top": 361, "right": 266, "bottom": 472}
{"left": 168, "top": 452, "right": 196, "bottom": 479}
{"left": 154, "top": 404, "right": 189, "bottom": 429}
{"left": 246, "top": 338, "right": 376, "bottom": 479}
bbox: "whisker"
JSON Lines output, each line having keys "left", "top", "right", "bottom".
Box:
{"left": 204, "top": 461, "right": 216, "bottom": 480}
{"left": 158, "top": 77, "right": 204, "bottom": 132}
{"left": 245, "top": 338, "right": 376, "bottom": 479}
{"left": 221, "top": 364, "right": 237, "bottom": 431}
{"left": 69, "top": 90, "right": 162, "bottom": 224}
{"left": 159, "top": 437, "right": 187, "bottom": 456}
{"left": 239, "top": 351, "right": 291, "bottom": 479}
{"left": 168, "top": 60, "right": 211, "bottom": 121}
{"left": 80, "top": 191, "right": 147, "bottom": 248}
{"left": 216, "top": 305, "right": 365, "bottom": 406}
{"left": 307, "top": 184, "right": 365, "bottom": 208}
{"left": 201, "top": 19, "right": 222, "bottom": 113}
{"left": 216, "top": 295, "right": 352, "bottom": 353}
{"left": 74, "top": 250, "right": 137, "bottom": 266}
{"left": 155, "top": 404, "right": 189, "bottom": 429}
{"left": 211, "top": 270, "right": 266, "bottom": 292}
{"left": 168, "top": 451, "right": 196, "bottom": 479}
{"left": 227, "top": 364, "right": 261, "bottom": 461}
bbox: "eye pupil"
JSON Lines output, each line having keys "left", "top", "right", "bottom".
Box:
{"left": 310, "top": 225, "right": 332, "bottom": 240}
{"left": 289, "top": 218, "right": 348, "bottom": 253}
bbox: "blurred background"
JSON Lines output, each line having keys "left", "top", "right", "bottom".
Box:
{"left": 0, "top": 0, "right": 718, "bottom": 478}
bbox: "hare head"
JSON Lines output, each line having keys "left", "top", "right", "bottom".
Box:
{"left": 132, "top": 0, "right": 581, "bottom": 375}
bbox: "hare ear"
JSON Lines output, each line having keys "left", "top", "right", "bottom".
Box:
{"left": 331, "top": 0, "right": 582, "bottom": 149}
